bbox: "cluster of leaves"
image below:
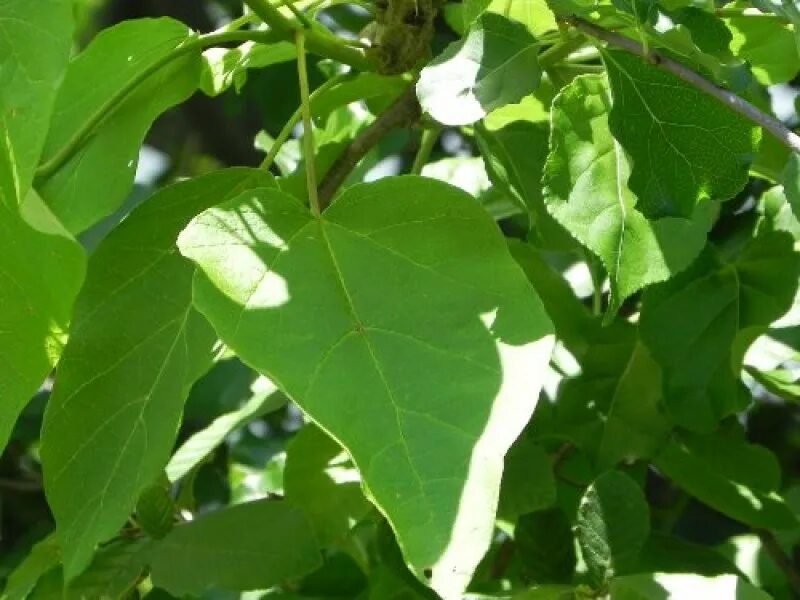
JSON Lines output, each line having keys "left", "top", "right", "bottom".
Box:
{"left": 1, "top": 0, "right": 800, "bottom": 598}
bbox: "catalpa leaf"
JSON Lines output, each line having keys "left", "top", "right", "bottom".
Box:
{"left": 37, "top": 18, "right": 202, "bottom": 233}
{"left": 727, "top": 7, "right": 800, "bottom": 84}
{"left": 603, "top": 49, "right": 759, "bottom": 218}
{"left": 640, "top": 233, "right": 800, "bottom": 431}
{"left": 148, "top": 500, "right": 321, "bottom": 595}
{"left": 0, "top": 194, "right": 85, "bottom": 452}
{"left": 41, "top": 169, "right": 274, "bottom": 579}
{"left": 0, "top": 0, "right": 72, "bottom": 203}
{"left": 417, "top": 13, "right": 541, "bottom": 126}
{"left": 543, "top": 74, "right": 713, "bottom": 315}
{"left": 178, "top": 176, "right": 555, "bottom": 598}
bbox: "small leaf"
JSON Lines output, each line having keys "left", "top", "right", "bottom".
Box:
{"left": 417, "top": 13, "right": 541, "bottom": 126}
{"left": 543, "top": 74, "right": 713, "bottom": 315}
{"left": 178, "top": 176, "right": 555, "bottom": 598}
{"left": 610, "top": 572, "right": 771, "bottom": 599}
{"left": 463, "top": 0, "right": 558, "bottom": 37}
{"left": 148, "top": 500, "right": 322, "bottom": 595}
{"left": 653, "top": 431, "right": 797, "bottom": 529}
{"left": 575, "top": 470, "right": 650, "bottom": 585}
{"left": 0, "top": 0, "right": 72, "bottom": 203}
{"left": 41, "top": 169, "right": 274, "bottom": 579}
{"left": 603, "top": 50, "right": 759, "bottom": 218}
{"left": 38, "top": 18, "right": 202, "bottom": 233}
{"left": 0, "top": 195, "right": 85, "bottom": 452}
{"left": 166, "top": 375, "right": 286, "bottom": 482}
{"left": 136, "top": 475, "right": 176, "bottom": 539}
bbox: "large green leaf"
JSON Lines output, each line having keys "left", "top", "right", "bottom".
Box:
{"left": 603, "top": 50, "right": 759, "bottom": 218}
{"left": 653, "top": 430, "right": 797, "bottom": 529}
{"left": 178, "top": 176, "right": 555, "bottom": 598}
{"left": 610, "top": 572, "right": 770, "bottom": 599}
{"left": 0, "top": 194, "right": 85, "bottom": 452}
{"left": 543, "top": 74, "right": 713, "bottom": 315}
{"left": 147, "top": 500, "right": 322, "bottom": 595}
{"left": 640, "top": 233, "right": 800, "bottom": 431}
{"left": 41, "top": 169, "right": 274, "bottom": 579}
{"left": 0, "top": 0, "right": 72, "bottom": 203}
{"left": 417, "top": 13, "right": 541, "bottom": 126}
{"left": 575, "top": 470, "right": 650, "bottom": 586}
{"left": 37, "top": 18, "right": 202, "bottom": 233}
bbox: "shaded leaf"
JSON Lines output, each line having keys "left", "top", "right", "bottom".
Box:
{"left": 38, "top": 18, "right": 202, "bottom": 233}
{"left": 640, "top": 233, "right": 800, "bottom": 431}
{"left": 178, "top": 176, "right": 555, "bottom": 598}
{"left": 417, "top": 13, "right": 541, "bottom": 126}
{"left": 654, "top": 431, "right": 797, "bottom": 529}
{"left": 148, "top": 500, "right": 321, "bottom": 596}
{"left": 498, "top": 437, "right": 557, "bottom": 520}
{"left": 1, "top": 535, "right": 60, "bottom": 600}
{"left": 201, "top": 41, "right": 296, "bottom": 96}
{"left": 515, "top": 509, "right": 576, "bottom": 584}
{"left": 603, "top": 50, "right": 759, "bottom": 218}
{"left": 543, "top": 74, "right": 713, "bottom": 315}
{"left": 41, "top": 169, "right": 274, "bottom": 578}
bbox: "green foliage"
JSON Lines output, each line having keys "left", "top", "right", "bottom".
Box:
{"left": 2, "top": 0, "right": 800, "bottom": 598}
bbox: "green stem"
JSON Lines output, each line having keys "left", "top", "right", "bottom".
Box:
{"left": 296, "top": 29, "right": 321, "bottom": 216}
{"left": 243, "top": 0, "right": 373, "bottom": 70}
{"left": 35, "top": 29, "right": 280, "bottom": 181}
{"left": 410, "top": 126, "right": 440, "bottom": 175}
{"left": 260, "top": 72, "right": 351, "bottom": 171}
{"left": 538, "top": 34, "right": 588, "bottom": 68}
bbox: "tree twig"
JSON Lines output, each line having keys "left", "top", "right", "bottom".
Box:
{"left": 565, "top": 16, "right": 800, "bottom": 154}
{"left": 318, "top": 86, "right": 421, "bottom": 209}
{"left": 755, "top": 528, "right": 800, "bottom": 596}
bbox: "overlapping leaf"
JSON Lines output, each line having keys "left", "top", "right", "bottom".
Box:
{"left": 603, "top": 50, "right": 759, "bottom": 218}
{"left": 417, "top": 13, "right": 541, "bottom": 126}
{"left": 543, "top": 74, "right": 714, "bottom": 315}
{"left": 178, "top": 176, "right": 555, "bottom": 598}
{"left": 37, "top": 18, "right": 202, "bottom": 233}
{"left": 41, "top": 169, "right": 274, "bottom": 578}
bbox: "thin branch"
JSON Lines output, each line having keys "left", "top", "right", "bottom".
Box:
{"left": 261, "top": 73, "right": 351, "bottom": 171}
{"left": 410, "top": 126, "right": 440, "bottom": 175}
{"left": 318, "top": 86, "right": 421, "bottom": 209}
{"left": 566, "top": 16, "right": 800, "bottom": 154}
{"left": 296, "top": 29, "right": 321, "bottom": 216}
{"left": 243, "top": 0, "right": 374, "bottom": 70}
{"left": 755, "top": 528, "right": 800, "bottom": 596}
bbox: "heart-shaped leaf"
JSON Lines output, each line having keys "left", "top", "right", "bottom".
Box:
{"left": 178, "top": 176, "right": 554, "bottom": 598}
